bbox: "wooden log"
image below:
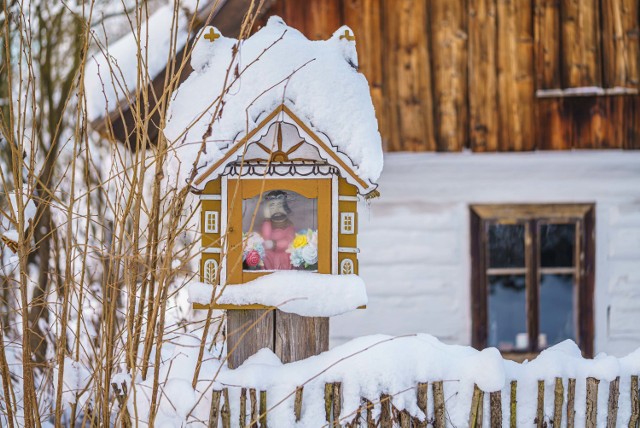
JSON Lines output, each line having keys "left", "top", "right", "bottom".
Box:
{"left": 250, "top": 389, "right": 258, "bottom": 428}
{"left": 227, "top": 310, "right": 275, "bottom": 369}
{"left": 294, "top": 386, "right": 303, "bottom": 422}
{"left": 433, "top": 381, "right": 446, "bottom": 428}
{"left": 490, "top": 391, "right": 502, "bottom": 428}
{"left": 514, "top": 0, "right": 535, "bottom": 151}
{"left": 601, "top": 0, "right": 626, "bottom": 87}
{"left": 259, "top": 390, "right": 267, "bottom": 428}
{"left": 221, "top": 388, "right": 231, "bottom": 428}
{"left": 470, "top": 384, "right": 482, "bottom": 428}
{"left": 553, "top": 377, "right": 564, "bottom": 427}
{"left": 342, "top": 0, "right": 386, "bottom": 147}
{"left": 325, "top": 383, "right": 333, "bottom": 423}
{"left": 399, "top": 410, "right": 411, "bottom": 428}
{"left": 586, "top": 377, "right": 600, "bottom": 428}
{"left": 510, "top": 380, "right": 517, "bottom": 428}
{"left": 380, "top": 394, "right": 392, "bottom": 428}
{"left": 240, "top": 388, "right": 247, "bottom": 428}
{"left": 620, "top": 0, "right": 639, "bottom": 87}
{"left": 496, "top": 0, "right": 535, "bottom": 151}
{"left": 429, "top": 0, "right": 468, "bottom": 151}
{"left": 362, "top": 397, "right": 375, "bottom": 428}
{"left": 629, "top": 375, "right": 639, "bottom": 428}
{"left": 536, "top": 380, "right": 545, "bottom": 428}
{"left": 601, "top": 0, "right": 639, "bottom": 88}
{"left": 608, "top": 376, "right": 620, "bottom": 428}
{"left": 382, "top": 0, "right": 435, "bottom": 152}
{"left": 567, "top": 378, "right": 576, "bottom": 428}
{"left": 209, "top": 389, "right": 222, "bottom": 428}
{"left": 417, "top": 382, "right": 428, "bottom": 428}
{"left": 282, "top": 0, "right": 307, "bottom": 34}
{"left": 305, "top": 0, "right": 341, "bottom": 40}
{"left": 536, "top": 98, "right": 572, "bottom": 150}
{"left": 274, "top": 311, "right": 329, "bottom": 364}
{"left": 560, "top": 0, "right": 602, "bottom": 87}
{"left": 333, "top": 382, "right": 342, "bottom": 427}
{"left": 534, "top": 0, "right": 561, "bottom": 89}
{"left": 468, "top": 0, "right": 498, "bottom": 152}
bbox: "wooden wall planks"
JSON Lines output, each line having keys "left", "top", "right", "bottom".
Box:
{"left": 256, "top": 0, "right": 640, "bottom": 152}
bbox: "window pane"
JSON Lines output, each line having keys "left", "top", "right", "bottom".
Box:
{"left": 539, "top": 274, "right": 575, "bottom": 348}
{"left": 540, "top": 224, "right": 575, "bottom": 267}
{"left": 488, "top": 275, "right": 527, "bottom": 351}
{"left": 488, "top": 224, "right": 525, "bottom": 268}
{"left": 242, "top": 190, "right": 318, "bottom": 271}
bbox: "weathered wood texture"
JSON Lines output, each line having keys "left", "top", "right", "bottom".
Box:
{"left": 227, "top": 309, "right": 328, "bottom": 368}
{"left": 257, "top": 0, "right": 639, "bottom": 152}
{"left": 274, "top": 311, "right": 329, "bottom": 364}
{"left": 227, "top": 309, "right": 275, "bottom": 369}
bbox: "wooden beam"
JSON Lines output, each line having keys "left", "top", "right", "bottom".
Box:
{"left": 430, "top": 0, "right": 468, "bottom": 151}
{"left": 560, "top": 0, "right": 602, "bottom": 87}
{"left": 468, "top": 0, "right": 498, "bottom": 152}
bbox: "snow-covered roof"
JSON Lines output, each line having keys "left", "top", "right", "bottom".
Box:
{"left": 163, "top": 16, "right": 384, "bottom": 192}
{"left": 84, "top": 0, "right": 203, "bottom": 122}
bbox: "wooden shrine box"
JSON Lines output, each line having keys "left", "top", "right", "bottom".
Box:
{"left": 165, "top": 18, "right": 383, "bottom": 369}
{"left": 192, "top": 104, "right": 379, "bottom": 368}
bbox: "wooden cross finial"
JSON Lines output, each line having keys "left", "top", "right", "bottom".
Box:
{"left": 204, "top": 28, "right": 220, "bottom": 43}
{"left": 339, "top": 29, "right": 355, "bottom": 41}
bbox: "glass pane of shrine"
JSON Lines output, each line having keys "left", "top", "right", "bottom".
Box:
{"left": 539, "top": 273, "right": 576, "bottom": 347}
{"left": 488, "top": 224, "right": 525, "bottom": 268}
{"left": 488, "top": 275, "right": 527, "bottom": 351}
{"left": 540, "top": 223, "right": 575, "bottom": 267}
{"left": 242, "top": 190, "right": 318, "bottom": 271}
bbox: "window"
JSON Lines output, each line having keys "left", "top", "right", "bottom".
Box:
{"left": 204, "top": 211, "right": 219, "bottom": 234}
{"left": 242, "top": 190, "right": 318, "bottom": 272}
{"left": 340, "top": 212, "right": 355, "bottom": 234}
{"left": 340, "top": 258, "right": 354, "bottom": 275}
{"left": 203, "top": 259, "right": 219, "bottom": 285}
{"left": 470, "top": 204, "right": 595, "bottom": 357}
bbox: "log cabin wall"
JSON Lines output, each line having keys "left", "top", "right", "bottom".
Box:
{"left": 256, "top": 0, "right": 640, "bottom": 151}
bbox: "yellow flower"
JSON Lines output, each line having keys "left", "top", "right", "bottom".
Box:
{"left": 292, "top": 234, "right": 308, "bottom": 249}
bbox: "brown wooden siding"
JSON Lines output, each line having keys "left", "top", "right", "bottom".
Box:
{"left": 256, "top": 0, "right": 640, "bottom": 152}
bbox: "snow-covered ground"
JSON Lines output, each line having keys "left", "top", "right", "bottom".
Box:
{"left": 332, "top": 151, "right": 640, "bottom": 356}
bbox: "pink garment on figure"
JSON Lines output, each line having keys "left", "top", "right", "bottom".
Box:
{"left": 261, "top": 221, "right": 295, "bottom": 270}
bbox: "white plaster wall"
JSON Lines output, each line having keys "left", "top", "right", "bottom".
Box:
{"left": 330, "top": 151, "right": 640, "bottom": 356}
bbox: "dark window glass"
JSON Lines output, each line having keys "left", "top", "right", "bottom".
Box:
{"left": 488, "top": 275, "right": 527, "bottom": 351}
{"left": 488, "top": 224, "right": 525, "bottom": 268}
{"left": 539, "top": 274, "right": 575, "bottom": 347}
{"left": 540, "top": 224, "right": 575, "bottom": 267}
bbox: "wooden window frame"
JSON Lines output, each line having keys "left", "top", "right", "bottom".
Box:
{"left": 226, "top": 178, "right": 332, "bottom": 284}
{"left": 470, "top": 204, "right": 595, "bottom": 358}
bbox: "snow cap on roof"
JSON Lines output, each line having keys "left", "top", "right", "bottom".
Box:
{"left": 163, "top": 16, "right": 383, "bottom": 190}
{"left": 84, "top": 0, "right": 200, "bottom": 122}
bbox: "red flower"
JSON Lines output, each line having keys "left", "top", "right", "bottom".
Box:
{"left": 246, "top": 250, "right": 261, "bottom": 267}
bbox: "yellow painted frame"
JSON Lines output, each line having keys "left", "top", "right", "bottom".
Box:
{"left": 226, "top": 178, "right": 332, "bottom": 285}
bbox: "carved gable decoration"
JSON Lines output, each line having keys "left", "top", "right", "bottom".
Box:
{"left": 242, "top": 122, "right": 326, "bottom": 164}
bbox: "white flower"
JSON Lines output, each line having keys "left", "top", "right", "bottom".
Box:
{"left": 301, "top": 243, "right": 318, "bottom": 266}
{"left": 290, "top": 248, "right": 304, "bottom": 267}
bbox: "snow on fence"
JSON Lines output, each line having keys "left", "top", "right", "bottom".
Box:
{"left": 109, "top": 334, "right": 640, "bottom": 426}
{"left": 198, "top": 376, "right": 640, "bottom": 427}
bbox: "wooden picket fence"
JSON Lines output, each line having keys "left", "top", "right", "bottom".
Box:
{"left": 206, "top": 375, "right": 640, "bottom": 428}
